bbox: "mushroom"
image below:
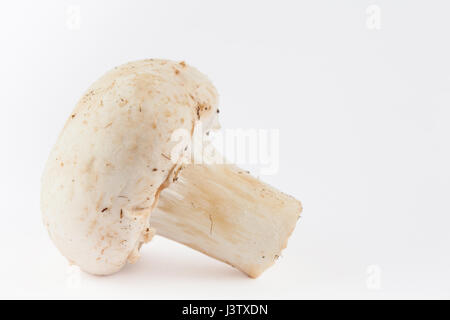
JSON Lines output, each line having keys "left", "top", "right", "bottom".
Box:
{"left": 41, "top": 59, "right": 302, "bottom": 278}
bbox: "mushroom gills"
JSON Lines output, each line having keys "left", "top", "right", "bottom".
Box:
{"left": 151, "top": 162, "right": 302, "bottom": 278}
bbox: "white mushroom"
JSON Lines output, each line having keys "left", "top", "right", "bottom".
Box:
{"left": 41, "top": 59, "right": 302, "bottom": 277}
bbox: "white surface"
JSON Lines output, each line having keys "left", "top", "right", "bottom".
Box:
{"left": 1, "top": 0, "right": 450, "bottom": 299}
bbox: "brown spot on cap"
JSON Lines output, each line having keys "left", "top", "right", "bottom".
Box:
{"left": 119, "top": 98, "right": 128, "bottom": 107}
{"left": 196, "top": 104, "right": 201, "bottom": 119}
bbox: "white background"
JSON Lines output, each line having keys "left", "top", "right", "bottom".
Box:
{"left": 1, "top": 0, "right": 449, "bottom": 299}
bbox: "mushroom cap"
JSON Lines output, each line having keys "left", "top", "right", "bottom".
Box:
{"left": 41, "top": 59, "right": 219, "bottom": 275}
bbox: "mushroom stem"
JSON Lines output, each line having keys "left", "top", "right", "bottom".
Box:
{"left": 150, "top": 162, "right": 302, "bottom": 278}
